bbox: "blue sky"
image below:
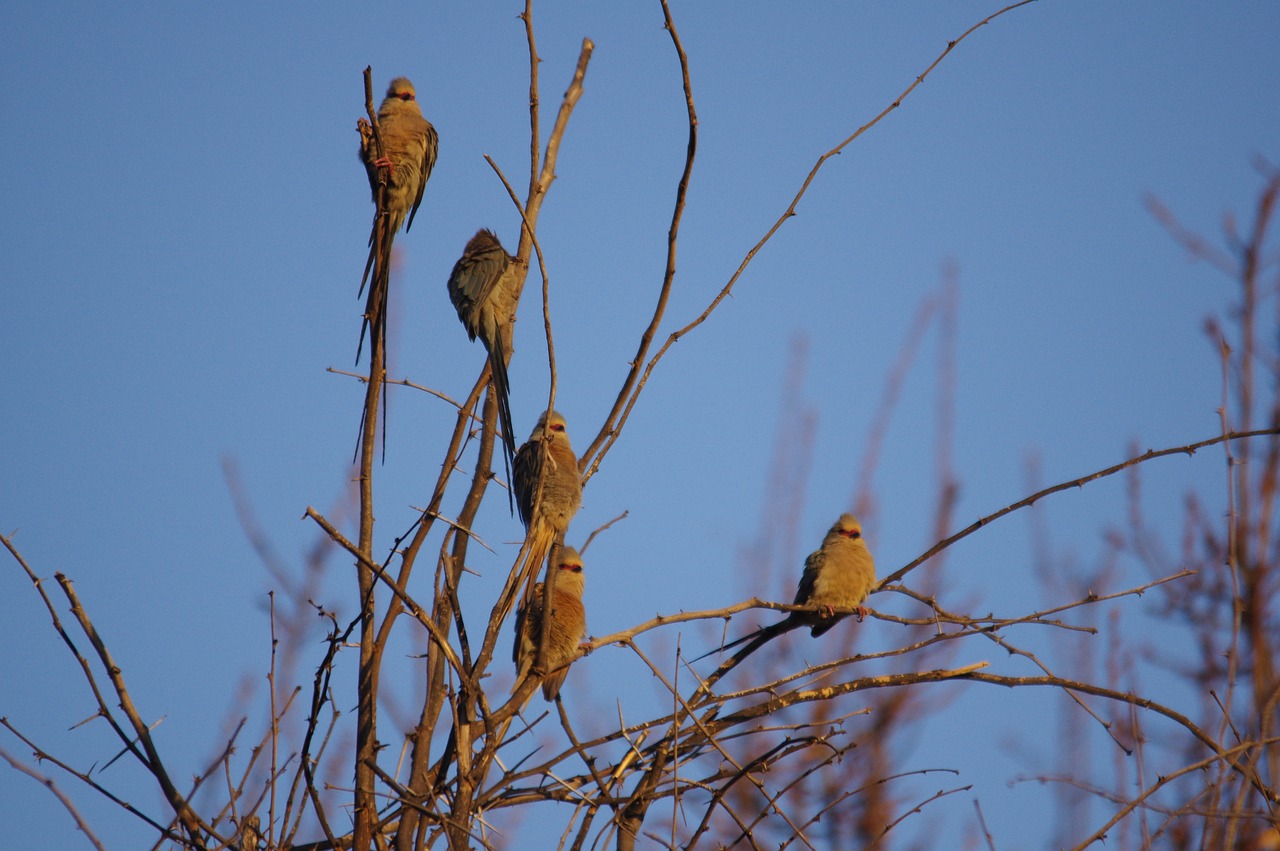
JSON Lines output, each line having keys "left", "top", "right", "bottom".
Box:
{"left": 3, "top": 1, "right": 1278, "bottom": 847}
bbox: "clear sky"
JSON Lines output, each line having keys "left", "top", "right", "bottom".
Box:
{"left": 3, "top": 1, "right": 1278, "bottom": 847}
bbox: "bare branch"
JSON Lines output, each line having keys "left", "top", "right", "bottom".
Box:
{"left": 884, "top": 429, "right": 1280, "bottom": 587}
{"left": 0, "top": 744, "right": 107, "bottom": 851}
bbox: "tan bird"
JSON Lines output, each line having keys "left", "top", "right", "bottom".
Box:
{"left": 446, "top": 229, "right": 520, "bottom": 479}
{"left": 512, "top": 410, "right": 583, "bottom": 607}
{"left": 356, "top": 76, "right": 439, "bottom": 360}
{"left": 694, "top": 513, "right": 876, "bottom": 662}
{"left": 793, "top": 513, "right": 877, "bottom": 636}
{"left": 359, "top": 76, "right": 438, "bottom": 237}
{"left": 513, "top": 546, "right": 587, "bottom": 702}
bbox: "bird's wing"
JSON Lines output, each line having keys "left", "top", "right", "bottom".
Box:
{"left": 458, "top": 243, "right": 509, "bottom": 314}
{"left": 512, "top": 437, "right": 547, "bottom": 529}
{"left": 405, "top": 121, "right": 438, "bottom": 232}
{"left": 512, "top": 583, "right": 544, "bottom": 670}
{"left": 794, "top": 548, "right": 826, "bottom": 605}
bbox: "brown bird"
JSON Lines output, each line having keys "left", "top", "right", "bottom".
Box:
{"left": 694, "top": 513, "right": 877, "bottom": 662}
{"left": 446, "top": 229, "right": 520, "bottom": 479}
{"left": 356, "top": 76, "right": 439, "bottom": 360}
{"left": 793, "top": 513, "right": 877, "bottom": 636}
{"left": 513, "top": 546, "right": 587, "bottom": 702}
{"left": 359, "top": 76, "right": 438, "bottom": 238}
{"left": 512, "top": 410, "right": 582, "bottom": 605}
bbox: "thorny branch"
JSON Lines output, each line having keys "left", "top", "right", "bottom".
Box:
{"left": 579, "top": 0, "right": 1039, "bottom": 483}
{"left": 882, "top": 428, "right": 1280, "bottom": 587}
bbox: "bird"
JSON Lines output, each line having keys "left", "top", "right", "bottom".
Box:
{"left": 446, "top": 229, "right": 520, "bottom": 481}
{"left": 694, "top": 513, "right": 876, "bottom": 662}
{"left": 792, "top": 513, "right": 877, "bottom": 636}
{"left": 512, "top": 546, "right": 587, "bottom": 702}
{"left": 359, "top": 76, "right": 438, "bottom": 240}
{"left": 511, "top": 410, "right": 583, "bottom": 609}
{"left": 356, "top": 76, "right": 439, "bottom": 361}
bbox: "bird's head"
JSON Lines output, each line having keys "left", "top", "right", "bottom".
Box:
{"left": 553, "top": 547, "right": 586, "bottom": 596}
{"left": 530, "top": 410, "right": 572, "bottom": 448}
{"left": 829, "top": 513, "right": 864, "bottom": 542}
{"left": 385, "top": 77, "right": 418, "bottom": 103}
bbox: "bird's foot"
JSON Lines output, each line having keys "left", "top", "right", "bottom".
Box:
{"left": 855, "top": 605, "right": 868, "bottom": 623}
{"left": 374, "top": 156, "right": 395, "bottom": 173}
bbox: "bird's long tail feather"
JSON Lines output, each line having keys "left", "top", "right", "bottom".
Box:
{"left": 690, "top": 615, "right": 807, "bottom": 664}
{"left": 488, "top": 350, "right": 518, "bottom": 512}
{"left": 489, "top": 524, "right": 555, "bottom": 645}
{"left": 356, "top": 216, "right": 395, "bottom": 365}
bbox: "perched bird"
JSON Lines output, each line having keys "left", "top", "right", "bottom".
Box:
{"left": 694, "top": 513, "right": 877, "bottom": 662}
{"left": 356, "top": 76, "right": 439, "bottom": 360}
{"left": 792, "top": 513, "right": 877, "bottom": 636}
{"left": 446, "top": 229, "right": 520, "bottom": 479}
{"left": 512, "top": 410, "right": 583, "bottom": 607}
{"left": 513, "top": 546, "right": 587, "bottom": 702}
{"left": 359, "top": 76, "right": 438, "bottom": 238}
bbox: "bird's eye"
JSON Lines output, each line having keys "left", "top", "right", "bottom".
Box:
{"left": 398, "top": 92, "right": 415, "bottom": 101}
{"left": 551, "top": 423, "right": 565, "bottom": 432}
{"left": 845, "top": 529, "right": 861, "bottom": 538}
{"left": 562, "top": 564, "right": 583, "bottom": 573}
